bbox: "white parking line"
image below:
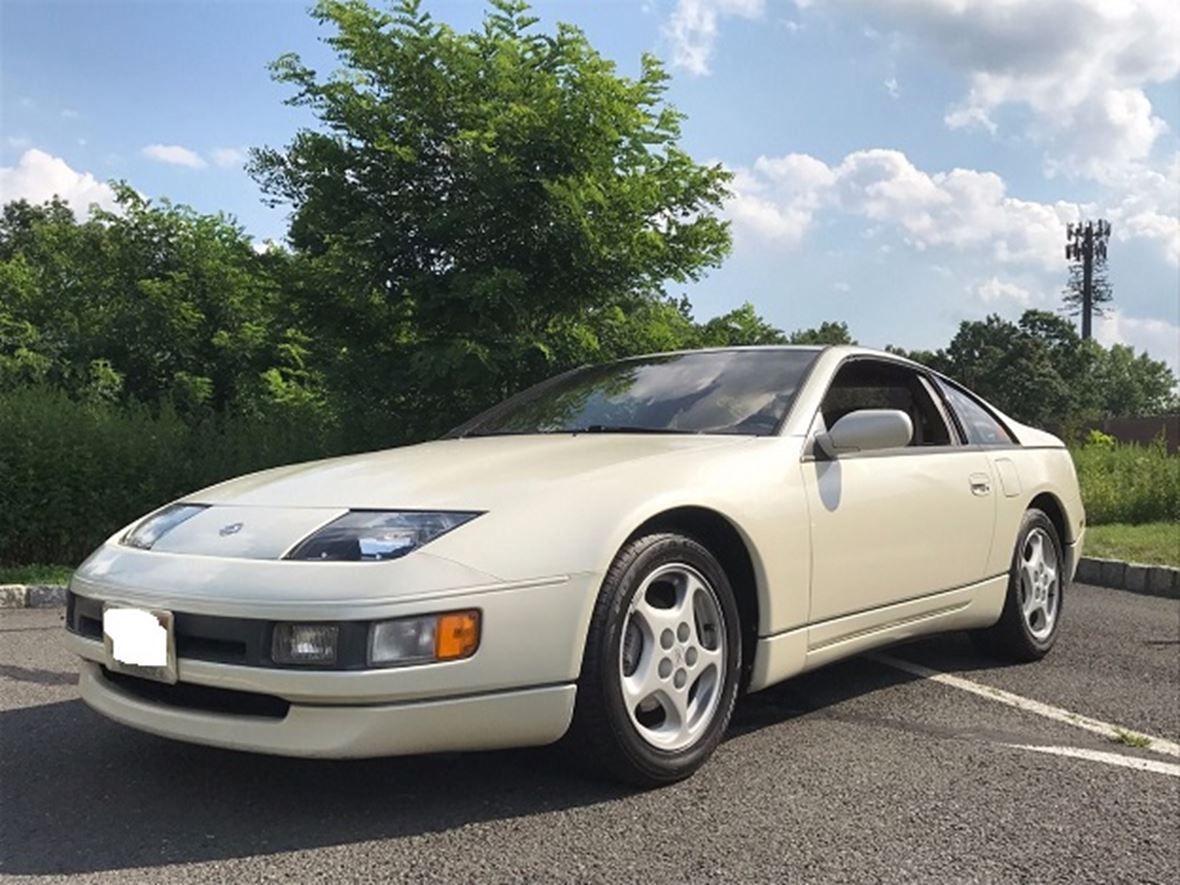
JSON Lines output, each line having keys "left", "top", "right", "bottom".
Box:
{"left": 1005, "top": 745, "right": 1180, "bottom": 778}
{"left": 868, "top": 652, "right": 1180, "bottom": 759}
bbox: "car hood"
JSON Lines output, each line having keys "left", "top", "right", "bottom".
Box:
{"left": 189, "top": 434, "right": 748, "bottom": 511}
{"left": 131, "top": 434, "right": 748, "bottom": 561}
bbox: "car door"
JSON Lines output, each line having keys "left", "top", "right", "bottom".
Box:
{"left": 801, "top": 357, "right": 997, "bottom": 628}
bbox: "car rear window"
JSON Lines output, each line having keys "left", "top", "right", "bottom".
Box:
{"left": 936, "top": 379, "right": 1017, "bottom": 446}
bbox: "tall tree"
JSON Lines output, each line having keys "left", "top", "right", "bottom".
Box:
{"left": 250, "top": 0, "right": 733, "bottom": 436}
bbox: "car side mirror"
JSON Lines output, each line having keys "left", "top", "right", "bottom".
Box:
{"left": 814, "top": 409, "right": 913, "bottom": 458}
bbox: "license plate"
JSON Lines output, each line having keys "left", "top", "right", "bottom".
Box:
{"left": 102, "top": 604, "right": 178, "bottom": 684}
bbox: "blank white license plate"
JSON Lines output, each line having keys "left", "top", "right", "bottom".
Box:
{"left": 102, "top": 605, "right": 178, "bottom": 684}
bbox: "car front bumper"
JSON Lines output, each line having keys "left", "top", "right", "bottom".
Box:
{"left": 65, "top": 561, "right": 600, "bottom": 758}
{"left": 76, "top": 660, "right": 576, "bottom": 758}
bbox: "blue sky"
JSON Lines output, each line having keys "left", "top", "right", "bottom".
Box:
{"left": 2, "top": 0, "right": 1178, "bottom": 370}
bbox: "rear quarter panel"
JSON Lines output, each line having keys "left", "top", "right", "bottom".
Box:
{"left": 984, "top": 438, "right": 1084, "bottom": 579}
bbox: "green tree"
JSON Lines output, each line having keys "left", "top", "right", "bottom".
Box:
{"left": 0, "top": 189, "right": 301, "bottom": 416}
{"left": 894, "top": 310, "right": 1177, "bottom": 425}
{"left": 787, "top": 320, "right": 856, "bottom": 346}
{"left": 1094, "top": 344, "right": 1179, "bottom": 417}
{"left": 696, "top": 303, "right": 787, "bottom": 346}
{"left": 249, "top": 0, "right": 733, "bottom": 437}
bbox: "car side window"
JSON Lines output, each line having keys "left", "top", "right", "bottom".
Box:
{"left": 820, "top": 360, "right": 953, "bottom": 447}
{"left": 935, "top": 379, "right": 1016, "bottom": 446}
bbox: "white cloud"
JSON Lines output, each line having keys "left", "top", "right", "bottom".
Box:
{"left": 728, "top": 148, "right": 1081, "bottom": 269}
{"left": 664, "top": 0, "right": 765, "bottom": 76}
{"left": 1102, "top": 155, "right": 1180, "bottom": 265}
{"left": 832, "top": 281, "right": 851, "bottom": 292}
{"left": 1094, "top": 312, "right": 1180, "bottom": 375}
{"left": 4, "top": 135, "right": 32, "bottom": 149}
{"left": 0, "top": 148, "right": 118, "bottom": 218}
{"left": 973, "top": 276, "right": 1035, "bottom": 305}
{"left": 813, "top": 0, "right": 1180, "bottom": 175}
{"left": 883, "top": 77, "right": 899, "bottom": 99}
{"left": 211, "top": 147, "right": 245, "bottom": 169}
{"left": 141, "top": 143, "right": 207, "bottom": 169}
{"left": 684, "top": 1, "right": 1179, "bottom": 174}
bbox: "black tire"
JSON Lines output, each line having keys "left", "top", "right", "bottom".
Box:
{"left": 567, "top": 532, "right": 742, "bottom": 787}
{"left": 971, "top": 508, "right": 1064, "bottom": 662}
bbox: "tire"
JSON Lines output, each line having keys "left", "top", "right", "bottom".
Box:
{"left": 567, "top": 532, "right": 742, "bottom": 787}
{"left": 971, "top": 509, "right": 1064, "bottom": 663}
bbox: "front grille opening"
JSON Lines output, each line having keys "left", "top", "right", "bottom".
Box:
{"left": 101, "top": 668, "right": 290, "bottom": 719}
{"left": 175, "top": 634, "right": 248, "bottom": 663}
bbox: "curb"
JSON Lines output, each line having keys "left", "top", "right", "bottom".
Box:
{"left": 1075, "top": 557, "right": 1179, "bottom": 600}
{"left": 0, "top": 584, "right": 68, "bottom": 609}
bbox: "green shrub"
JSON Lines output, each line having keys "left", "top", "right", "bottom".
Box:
{"left": 0, "top": 385, "right": 402, "bottom": 566}
{"left": 1082, "top": 429, "right": 1116, "bottom": 449}
{"left": 1072, "top": 438, "right": 1180, "bottom": 526}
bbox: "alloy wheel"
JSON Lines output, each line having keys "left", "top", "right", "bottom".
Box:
{"left": 618, "top": 563, "right": 727, "bottom": 751}
{"left": 1019, "top": 527, "right": 1059, "bottom": 641}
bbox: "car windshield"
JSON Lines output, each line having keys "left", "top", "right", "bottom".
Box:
{"left": 451, "top": 349, "right": 820, "bottom": 437}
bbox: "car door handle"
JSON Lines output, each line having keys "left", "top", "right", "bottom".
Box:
{"left": 969, "top": 473, "right": 992, "bottom": 496}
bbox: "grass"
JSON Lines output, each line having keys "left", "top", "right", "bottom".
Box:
{"left": 1072, "top": 440, "right": 1179, "bottom": 526}
{"left": 1085, "top": 522, "right": 1179, "bottom": 568}
{"left": 1110, "top": 729, "right": 1153, "bottom": 749}
{"left": 0, "top": 563, "right": 74, "bottom": 585}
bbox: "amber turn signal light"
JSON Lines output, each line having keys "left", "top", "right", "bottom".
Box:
{"left": 436, "top": 610, "right": 480, "bottom": 660}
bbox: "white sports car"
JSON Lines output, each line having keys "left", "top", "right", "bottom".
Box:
{"left": 65, "top": 346, "right": 1084, "bottom": 785}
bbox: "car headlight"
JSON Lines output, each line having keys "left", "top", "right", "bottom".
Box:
{"left": 285, "top": 510, "right": 482, "bottom": 561}
{"left": 121, "top": 503, "right": 207, "bottom": 549}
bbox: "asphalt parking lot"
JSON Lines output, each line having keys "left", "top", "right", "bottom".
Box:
{"left": 1, "top": 582, "right": 1177, "bottom": 884}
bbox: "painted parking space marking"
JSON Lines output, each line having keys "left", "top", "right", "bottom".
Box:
{"left": 1004, "top": 744, "right": 1180, "bottom": 777}
{"left": 869, "top": 652, "right": 1180, "bottom": 759}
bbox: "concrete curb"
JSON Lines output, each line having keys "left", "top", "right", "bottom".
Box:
{"left": 0, "top": 584, "right": 68, "bottom": 609}
{"left": 1075, "top": 557, "right": 1179, "bottom": 600}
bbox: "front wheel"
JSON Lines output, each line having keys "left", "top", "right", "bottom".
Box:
{"left": 971, "top": 508, "right": 1064, "bottom": 662}
{"left": 568, "top": 533, "right": 742, "bottom": 787}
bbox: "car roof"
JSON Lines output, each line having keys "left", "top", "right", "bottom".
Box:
{"left": 625, "top": 343, "right": 917, "bottom": 365}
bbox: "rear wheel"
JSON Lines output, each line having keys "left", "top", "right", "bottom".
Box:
{"left": 971, "top": 509, "right": 1064, "bottom": 662}
{"left": 568, "top": 533, "right": 741, "bottom": 787}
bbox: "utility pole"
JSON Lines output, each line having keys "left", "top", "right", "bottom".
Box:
{"left": 1064, "top": 219, "right": 1111, "bottom": 340}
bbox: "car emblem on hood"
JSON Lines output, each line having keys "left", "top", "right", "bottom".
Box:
{"left": 219, "top": 522, "right": 244, "bottom": 537}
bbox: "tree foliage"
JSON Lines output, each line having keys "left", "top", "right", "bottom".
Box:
{"left": 249, "top": 0, "right": 734, "bottom": 434}
{"left": 787, "top": 320, "right": 856, "bottom": 346}
{"left": 0, "top": 189, "right": 302, "bottom": 417}
{"left": 890, "top": 310, "right": 1178, "bottom": 426}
